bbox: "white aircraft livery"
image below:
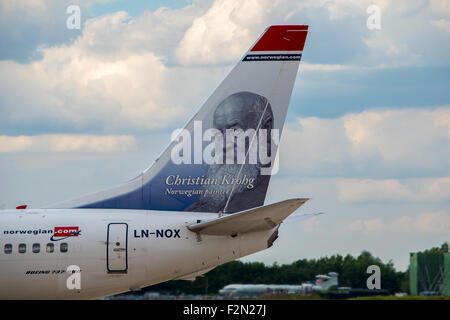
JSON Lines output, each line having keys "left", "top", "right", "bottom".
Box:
{"left": 0, "top": 25, "right": 313, "bottom": 299}
{"left": 219, "top": 272, "right": 339, "bottom": 297}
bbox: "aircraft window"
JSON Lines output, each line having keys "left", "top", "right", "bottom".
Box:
{"left": 46, "top": 243, "right": 54, "bottom": 253}
{"left": 32, "top": 243, "right": 40, "bottom": 253}
{"left": 4, "top": 244, "right": 12, "bottom": 254}
{"left": 18, "top": 243, "right": 26, "bottom": 254}
{"left": 60, "top": 243, "right": 68, "bottom": 253}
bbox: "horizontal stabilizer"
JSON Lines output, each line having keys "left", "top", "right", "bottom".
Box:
{"left": 187, "top": 198, "right": 308, "bottom": 236}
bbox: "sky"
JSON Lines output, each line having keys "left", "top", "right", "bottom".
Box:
{"left": 0, "top": 0, "right": 449, "bottom": 272}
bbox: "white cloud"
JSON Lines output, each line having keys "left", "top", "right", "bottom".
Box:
{"left": 393, "top": 210, "right": 450, "bottom": 233}
{"left": 360, "top": 0, "right": 450, "bottom": 67}
{"left": 0, "top": 135, "right": 135, "bottom": 152}
{"left": 345, "top": 210, "right": 450, "bottom": 234}
{"left": 2, "top": 0, "right": 450, "bottom": 135}
{"left": 301, "top": 62, "right": 365, "bottom": 72}
{"left": 0, "top": 0, "right": 90, "bottom": 61}
{"left": 363, "top": 219, "right": 384, "bottom": 233}
{"left": 174, "top": 0, "right": 450, "bottom": 67}
{"left": 268, "top": 176, "right": 450, "bottom": 206}
{"left": 1, "top": 0, "right": 449, "bottom": 274}
{"left": 337, "top": 178, "right": 450, "bottom": 203}
{"left": 0, "top": 9, "right": 229, "bottom": 133}
{"left": 281, "top": 107, "right": 450, "bottom": 178}
{"left": 1, "top": 0, "right": 47, "bottom": 12}
{"left": 176, "top": 0, "right": 268, "bottom": 65}
{"left": 430, "top": 19, "right": 450, "bottom": 33}
{"left": 430, "top": 0, "right": 450, "bottom": 18}
{"left": 279, "top": 107, "right": 450, "bottom": 204}
{"left": 300, "top": 216, "right": 322, "bottom": 233}
{"left": 0, "top": 136, "right": 34, "bottom": 152}
{"left": 346, "top": 219, "right": 363, "bottom": 232}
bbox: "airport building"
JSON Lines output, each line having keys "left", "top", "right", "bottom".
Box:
{"left": 409, "top": 252, "right": 450, "bottom": 296}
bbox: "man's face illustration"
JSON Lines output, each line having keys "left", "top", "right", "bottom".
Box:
{"left": 213, "top": 96, "right": 261, "bottom": 164}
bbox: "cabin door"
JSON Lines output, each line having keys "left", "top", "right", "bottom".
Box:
{"left": 107, "top": 223, "right": 128, "bottom": 273}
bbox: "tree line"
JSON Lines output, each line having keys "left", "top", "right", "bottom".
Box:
{"left": 141, "top": 251, "right": 405, "bottom": 295}
{"left": 136, "top": 243, "right": 448, "bottom": 296}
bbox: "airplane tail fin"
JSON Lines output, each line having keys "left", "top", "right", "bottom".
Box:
{"left": 49, "top": 25, "right": 309, "bottom": 213}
